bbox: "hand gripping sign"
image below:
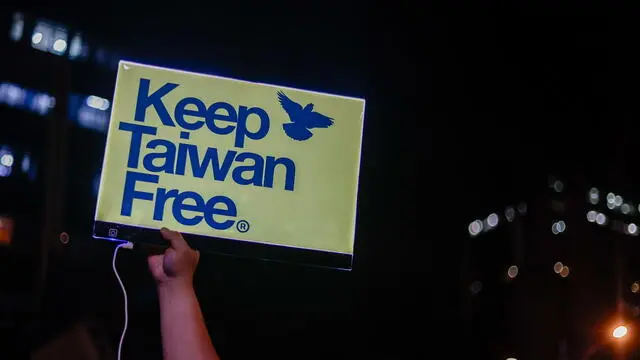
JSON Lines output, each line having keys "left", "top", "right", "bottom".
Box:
{"left": 94, "top": 61, "right": 366, "bottom": 270}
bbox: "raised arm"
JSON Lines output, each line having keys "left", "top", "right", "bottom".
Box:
{"left": 148, "top": 228, "right": 220, "bottom": 360}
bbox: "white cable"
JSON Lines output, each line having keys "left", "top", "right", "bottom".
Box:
{"left": 112, "top": 242, "right": 133, "bottom": 360}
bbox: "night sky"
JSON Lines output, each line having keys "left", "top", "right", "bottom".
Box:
{"left": 435, "top": 3, "right": 640, "bottom": 359}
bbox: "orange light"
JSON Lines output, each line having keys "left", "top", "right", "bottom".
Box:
{"left": 0, "top": 216, "right": 14, "bottom": 246}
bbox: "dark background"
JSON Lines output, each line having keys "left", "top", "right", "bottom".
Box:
{"left": 436, "top": 2, "right": 640, "bottom": 360}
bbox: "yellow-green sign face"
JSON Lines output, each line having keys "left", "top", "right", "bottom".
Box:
{"left": 95, "top": 61, "right": 366, "bottom": 255}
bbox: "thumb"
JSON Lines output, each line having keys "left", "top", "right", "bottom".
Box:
{"left": 160, "top": 228, "right": 188, "bottom": 251}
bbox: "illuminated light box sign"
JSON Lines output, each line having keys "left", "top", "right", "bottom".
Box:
{"left": 94, "top": 61, "right": 366, "bottom": 270}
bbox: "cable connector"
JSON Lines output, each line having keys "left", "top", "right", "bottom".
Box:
{"left": 120, "top": 241, "right": 134, "bottom": 250}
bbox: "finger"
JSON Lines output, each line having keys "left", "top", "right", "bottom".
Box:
{"left": 160, "top": 228, "right": 189, "bottom": 251}
{"left": 195, "top": 250, "right": 200, "bottom": 265}
{"left": 147, "top": 254, "right": 164, "bottom": 269}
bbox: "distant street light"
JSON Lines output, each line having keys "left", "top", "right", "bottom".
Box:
{"left": 613, "top": 325, "right": 628, "bottom": 339}
{"left": 582, "top": 322, "right": 632, "bottom": 360}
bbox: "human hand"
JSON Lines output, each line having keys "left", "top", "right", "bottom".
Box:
{"left": 148, "top": 228, "right": 200, "bottom": 290}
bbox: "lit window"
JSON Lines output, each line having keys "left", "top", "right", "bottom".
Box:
{"left": 552, "top": 220, "right": 566, "bottom": 234}
{"left": 505, "top": 207, "right": 515, "bottom": 222}
{"left": 31, "top": 22, "right": 52, "bottom": 51}
{"left": 470, "top": 280, "right": 482, "bottom": 294}
{"left": 468, "top": 220, "right": 482, "bottom": 236}
{"left": 32, "top": 21, "right": 68, "bottom": 56}
{"left": 553, "top": 180, "right": 564, "bottom": 192}
{"left": 0, "top": 82, "right": 26, "bottom": 107}
{"left": 86, "top": 95, "right": 110, "bottom": 111}
{"left": 50, "top": 27, "right": 68, "bottom": 55}
{"left": 517, "top": 202, "right": 527, "bottom": 215}
{"left": 554, "top": 261, "right": 564, "bottom": 274}
{"left": 68, "top": 34, "right": 88, "bottom": 60}
{"left": 588, "top": 187, "right": 599, "bottom": 204}
{"left": 0, "top": 82, "right": 55, "bottom": 116}
{"left": 487, "top": 213, "right": 499, "bottom": 227}
{"left": 10, "top": 12, "right": 24, "bottom": 42}
{"left": 68, "top": 93, "right": 111, "bottom": 132}
{"left": 0, "top": 146, "right": 14, "bottom": 178}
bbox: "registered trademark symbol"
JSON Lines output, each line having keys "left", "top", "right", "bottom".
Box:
{"left": 236, "top": 220, "right": 250, "bottom": 233}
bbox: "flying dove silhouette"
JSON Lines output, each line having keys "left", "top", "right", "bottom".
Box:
{"left": 277, "top": 91, "right": 334, "bottom": 141}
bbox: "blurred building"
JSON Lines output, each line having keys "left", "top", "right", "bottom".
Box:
{"left": 463, "top": 174, "right": 640, "bottom": 359}
{"left": 0, "top": 10, "right": 122, "bottom": 357}
{"left": 0, "top": 10, "right": 118, "bottom": 230}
